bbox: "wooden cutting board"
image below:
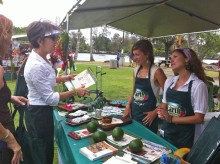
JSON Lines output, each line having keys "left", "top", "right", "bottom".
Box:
{"left": 98, "top": 116, "right": 132, "bottom": 131}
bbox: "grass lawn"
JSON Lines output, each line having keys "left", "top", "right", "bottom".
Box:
{"left": 6, "top": 61, "right": 219, "bottom": 164}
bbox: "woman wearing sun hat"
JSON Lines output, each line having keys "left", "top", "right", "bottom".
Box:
{"left": 157, "top": 48, "right": 208, "bottom": 148}
{"left": 24, "top": 20, "right": 90, "bottom": 164}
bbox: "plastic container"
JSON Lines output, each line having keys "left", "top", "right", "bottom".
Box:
{"left": 110, "top": 59, "right": 117, "bottom": 69}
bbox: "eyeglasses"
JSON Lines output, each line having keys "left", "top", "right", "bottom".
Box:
{"left": 44, "top": 35, "right": 59, "bottom": 41}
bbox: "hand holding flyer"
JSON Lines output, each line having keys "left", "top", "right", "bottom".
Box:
{"left": 64, "top": 68, "right": 97, "bottom": 90}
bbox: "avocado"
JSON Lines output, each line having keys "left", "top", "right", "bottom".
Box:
{"left": 129, "top": 139, "right": 143, "bottom": 153}
{"left": 112, "top": 127, "right": 124, "bottom": 141}
{"left": 86, "top": 121, "right": 98, "bottom": 133}
{"left": 92, "top": 131, "right": 107, "bottom": 143}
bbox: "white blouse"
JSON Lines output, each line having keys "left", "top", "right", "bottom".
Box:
{"left": 24, "top": 50, "right": 60, "bottom": 106}
{"left": 162, "top": 73, "right": 208, "bottom": 114}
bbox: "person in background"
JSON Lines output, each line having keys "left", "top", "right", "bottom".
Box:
{"left": 0, "top": 14, "right": 28, "bottom": 164}
{"left": 128, "top": 51, "right": 133, "bottom": 67}
{"left": 116, "top": 51, "right": 120, "bottom": 68}
{"left": 24, "top": 20, "right": 90, "bottom": 164}
{"left": 157, "top": 48, "right": 208, "bottom": 148}
{"left": 123, "top": 39, "right": 167, "bottom": 133}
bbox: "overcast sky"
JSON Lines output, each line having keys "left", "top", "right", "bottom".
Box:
{"left": 0, "top": 0, "right": 122, "bottom": 42}
{"left": 0, "top": 0, "right": 75, "bottom": 27}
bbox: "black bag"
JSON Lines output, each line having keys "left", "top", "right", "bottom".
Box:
{"left": 14, "top": 75, "right": 28, "bottom": 98}
{"left": 186, "top": 116, "right": 220, "bottom": 164}
{"left": 12, "top": 57, "right": 28, "bottom": 119}
{"left": 14, "top": 57, "right": 28, "bottom": 98}
{"left": 15, "top": 105, "right": 47, "bottom": 164}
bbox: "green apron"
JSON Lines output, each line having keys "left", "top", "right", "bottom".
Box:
{"left": 131, "top": 65, "right": 158, "bottom": 133}
{"left": 163, "top": 80, "right": 195, "bottom": 148}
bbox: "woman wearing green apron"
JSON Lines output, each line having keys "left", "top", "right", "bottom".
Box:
{"left": 157, "top": 48, "right": 208, "bottom": 148}
{"left": 124, "top": 40, "right": 166, "bottom": 133}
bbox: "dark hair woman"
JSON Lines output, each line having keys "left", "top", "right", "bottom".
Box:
{"left": 24, "top": 20, "right": 90, "bottom": 164}
{"left": 124, "top": 39, "right": 167, "bottom": 133}
{"left": 157, "top": 48, "right": 208, "bottom": 148}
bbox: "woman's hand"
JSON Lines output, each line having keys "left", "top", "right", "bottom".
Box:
{"left": 142, "top": 110, "right": 157, "bottom": 126}
{"left": 61, "top": 74, "right": 76, "bottom": 83}
{"left": 75, "top": 87, "right": 91, "bottom": 97}
{"left": 11, "top": 96, "right": 29, "bottom": 106}
{"left": 156, "top": 107, "right": 172, "bottom": 123}
{"left": 123, "top": 105, "right": 131, "bottom": 117}
{"left": 5, "top": 132, "right": 23, "bottom": 164}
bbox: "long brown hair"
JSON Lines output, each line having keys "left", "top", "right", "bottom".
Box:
{"left": 132, "top": 39, "right": 154, "bottom": 64}
{"left": 0, "top": 14, "right": 13, "bottom": 57}
{"left": 172, "top": 48, "right": 207, "bottom": 84}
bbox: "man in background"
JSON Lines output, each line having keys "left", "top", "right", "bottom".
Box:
{"left": 128, "top": 52, "right": 133, "bottom": 67}
{"left": 116, "top": 51, "right": 120, "bottom": 68}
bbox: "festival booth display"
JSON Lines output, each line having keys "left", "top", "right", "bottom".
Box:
{"left": 2, "top": 52, "right": 28, "bottom": 80}
{"left": 3, "top": 35, "right": 30, "bottom": 80}
{"left": 54, "top": 100, "right": 178, "bottom": 164}
{"left": 2, "top": 58, "right": 18, "bottom": 80}
{"left": 54, "top": 32, "right": 209, "bottom": 164}
{"left": 52, "top": 33, "right": 220, "bottom": 164}
{"left": 52, "top": 32, "right": 178, "bottom": 164}
{"left": 55, "top": 1, "right": 220, "bottom": 163}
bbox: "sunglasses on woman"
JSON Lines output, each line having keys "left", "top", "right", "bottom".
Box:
{"left": 44, "top": 35, "right": 59, "bottom": 41}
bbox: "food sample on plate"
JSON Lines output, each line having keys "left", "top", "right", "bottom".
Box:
{"left": 102, "top": 116, "right": 112, "bottom": 124}
{"left": 66, "top": 110, "right": 88, "bottom": 118}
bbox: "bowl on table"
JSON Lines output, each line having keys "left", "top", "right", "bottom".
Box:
{"left": 102, "top": 116, "right": 112, "bottom": 124}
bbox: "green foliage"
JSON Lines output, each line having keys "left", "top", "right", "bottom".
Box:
{"left": 111, "top": 33, "right": 122, "bottom": 52}
{"left": 13, "top": 27, "right": 26, "bottom": 35}
{"left": 69, "top": 31, "right": 90, "bottom": 52}
{"left": 152, "top": 36, "right": 176, "bottom": 59}
{"left": 59, "top": 32, "right": 69, "bottom": 60}
{"left": 92, "top": 34, "right": 111, "bottom": 52}
{"left": 196, "top": 31, "right": 220, "bottom": 59}
{"left": 12, "top": 25, "right": 220, "bottom": 60}
{"left": 123, "top": 33, "right": 139, "bottom": 53}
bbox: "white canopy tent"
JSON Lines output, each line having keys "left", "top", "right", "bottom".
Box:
{"left": 60, "top": 0, "right": 220, "bottom": 38}
{"left": 12, "top": 34, "right": 29, "bottom": 45}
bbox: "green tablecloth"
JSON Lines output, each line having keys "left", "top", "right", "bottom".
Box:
{"left": 53, "top": 109, "right": 177, "bottom": 164}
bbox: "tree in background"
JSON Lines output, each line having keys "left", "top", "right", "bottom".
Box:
{"left": 13, "top": 27, "right": 26, "bottom": 35}
{"left": 196, "top": 31, "right": 220, "bottom": 59}
{"left": 12, "top": 26, "right": 220, "bottom": 60}
{"left": 110, "top": 33, "right": 122, "bottom": 53}
{"left": 69, "top": 31, "right": 89, "bottom": 58}
{"left": 152, "top": 39, "right": 166, "bottom": 57}
{"left": 123, "top": 32, "right": 139, "bottom": 54}
{"left": 92, "top": 26, "right": 111, "bottom": 53}
{"left": 152, "top": 36, "right": 176, "bottom": 59}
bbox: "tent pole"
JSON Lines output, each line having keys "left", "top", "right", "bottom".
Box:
{"left": 66, "top": 13, "right": 69, "bottom": 32}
